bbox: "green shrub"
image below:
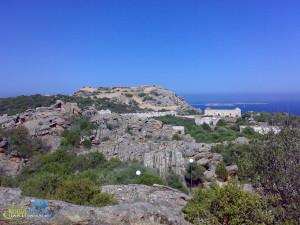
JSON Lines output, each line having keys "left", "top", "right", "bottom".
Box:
{"left": 21, "top": 173, "right": 63, "bottom": 198}
{"left": 138, "top": 93, "right": 146, "bottom": 98}
{"left": 142, "top": 96, "right": 155, "bottom": 102}
{"left": 73, "top": 118, "right": 96, "bottom": 131}
{"left": 125, "top": 93, "right": 133, "bottom": 98}
{"left": 55, "top": 178, "right": 117, "bottom": 206}
{"left": 182, "top": 182, "right": 273, "bottom": 225}
{"left": 90, "top": 193, "right": 118, "bottom": 207}
{"left": 72, "top": 152, "right": 106, "bottom": 171}
{"left": 210, "top": 144, "right": 225, "bottom": 153}
{"left": 184, "top": 162, "right": 205, "bottom": 187}
{"left": 216, "top": 119, "right": 226, "bottom": 126}
{"left": 0, "top": 126, "right": 44, "bottom": 158}
{"left": 40, "top": 149, "right": 75, "bottom": 165}
{"left": 61, "top": 129, "right": 81, "bottom": 147}
{"left": 0, "top": 95, "right": 57, "bottom": 115}
{"left": 201, "top": 123, "right": 211, "bottom": 131}
{"left": 82, "top": 139, "right": 92, "bottom": 148}
{"left": 215, "top": 162, "right": 228, "bottom": 181}
{"left": 0, "top": 176, "right": 18, "bottom": 187}
{"left": 165, "top": 172, "right": 188, "bottom": 194}
{"left": 242, "top": 126, "right": 262, "bottom": 139}
{"left": 135, "top": 172, "right": 163, "bottom": 185}
{"left": 172, "top": 133, "right": 182, "bottom": 141}
{"left": 243, "top": 129, "right": 300, "bottom": 224}
{"left": 222, "top": 143, "right": 252, "bottom": 166}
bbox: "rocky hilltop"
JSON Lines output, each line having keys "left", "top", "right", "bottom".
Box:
{"left": 74, "top": 86, "right": 191, "bottom": 111}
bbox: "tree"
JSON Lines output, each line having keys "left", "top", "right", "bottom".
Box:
{"left": 247, "top": 129, "right": 300, "bottom": 224}
{"left": 184, "top": 162, "right": 205, "bottom": 187}
{"left": 182, "top": 182, "right": 273, "bottom": 225}
{"left": 216, "top": 119, "right": 226, "bottom": 127}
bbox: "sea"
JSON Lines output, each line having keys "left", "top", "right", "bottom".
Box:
{"left": 182, "top": 93, "right": 300, "bottom": 116}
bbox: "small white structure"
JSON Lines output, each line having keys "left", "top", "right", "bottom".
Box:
{"left": 240, "top": 125, "right": 281, "bottom": 135}
{"left": 195, "top": 116, "right": 220, "bottom": 126}
{"left": 98, "top": 109, "right": 112, "bottom": 115}
{"left": 204, "top": 107, "right": 241, "bottom": 118}
{"left": 172, "top": 126, "right": 185, "bottom": 134}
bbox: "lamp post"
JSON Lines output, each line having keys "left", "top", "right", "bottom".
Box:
{"left": 134, "top": 170, "right": 142, "bottom": 201}
{"left": 189, "top": 158, "right": 194, "bottom": 195}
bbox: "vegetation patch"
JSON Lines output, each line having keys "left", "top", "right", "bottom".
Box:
{"left": 183, "top": 182, "right": 273, "bottom": 225}
{"left": 157, "top": 115, "right": 240, "bottom": 143}
{"left": 0, "top": 126, "right": 46, "bottom": 158}
{"left": 1, "top": 149, "right": 186, "bottom": 206}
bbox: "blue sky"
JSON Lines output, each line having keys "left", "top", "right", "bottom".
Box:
{"left": 0, "top": 0, "right": 300, "bottom": 96}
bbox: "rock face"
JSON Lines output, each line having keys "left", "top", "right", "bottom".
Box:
{"left": 75, "top": 86, "right": 192, "bottom": 111}
{"left": 0, "top": 100, "right": 81, "bottom": 150}
{"left": 0, "top": 186, "right": 190, "bottom": 225}
{"left": 80, "top": 111, "right": 223, "bottom": 179}
{"left": 0, "top": 153, "right": 25, "bottom": 176}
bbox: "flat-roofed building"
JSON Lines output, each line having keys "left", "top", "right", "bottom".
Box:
{"left": 204, "top": 107, "right": 241, "bottom": 118}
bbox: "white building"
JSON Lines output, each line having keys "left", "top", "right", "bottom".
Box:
{"left": 204, "top": 107, "right": 241, "bottom": 118}
{"left": 195, "top": 116, "right": 220, "bottom": 126}
{"left": 240, "top": 125, "right": 281, "bottom": 135}
{"left": 172, "top": 126, "right": 185, "bottom": 134}
{"left": 98, "top": 109, "right": 112, "bottom": 115}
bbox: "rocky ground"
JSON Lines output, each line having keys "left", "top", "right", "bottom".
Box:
{"left": 0, "top": 185, "right": 190, "bottom": 225}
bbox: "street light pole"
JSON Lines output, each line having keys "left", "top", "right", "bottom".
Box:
{"left": 189, "top": 158, "right": 194, "bottom": 195}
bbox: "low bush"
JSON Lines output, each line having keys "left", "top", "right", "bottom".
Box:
{"left": 61, "top": 129, "right": 81, "bottom": 147}
{"left": 125, "top": 93, "right": 133, "bottom": 98}
{"left": 183, "top": 182, "right": 273, "bottom": 225}
{"left": 216, "top": 119, "right": 226, "bottom": 126}
{"left": 215, "top": 162, "right": 228, "bottom": 181}
{"left": 242, "top": 126, "right": 262, "bottom": 139}
{"left": 0, "top": 126, "right": 45, "bottom": 158}
{"left": 61, "top": 118, "right": 96, "bottom": 148}
{"left": 21, "top": 173, "right": 63, "bottom": 198}
{"left": 165, "top": 172, "right": 188, "bottom": 194}
{"left": 172, "top": 133, "right": 182, "bottom": 141}
{"left": 184, "top": 162, "right": 205, "bottom": 187}
{"left": 210, "top": 144, "right": 225, "bottom": 153}
{"left": 55, "top": 178, "right": 117, "bottom": 206}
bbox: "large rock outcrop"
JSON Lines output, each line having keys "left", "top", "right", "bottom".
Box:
{"left": 0, "top": 100, "right": 81, "bottom": 150}
{"left": 0, "top": 185, "right": 190, "bottom": 225}
{"left": 81, "top": 111, "right": 222, "bottom": 179}
{"left": 75, "top": 86, "right": 192, "bottom": 112}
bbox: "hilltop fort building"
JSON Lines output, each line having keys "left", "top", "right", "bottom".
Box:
{"left": 204, "top": 107, "right": 241, "bottom": 118}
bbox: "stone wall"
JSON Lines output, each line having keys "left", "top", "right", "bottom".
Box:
{"left": 121, "top": 111, "right": 177, "bottom": 119}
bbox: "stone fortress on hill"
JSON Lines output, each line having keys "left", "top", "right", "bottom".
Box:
{"left": 204, "top": 107, "right": 242, "bottom": 118}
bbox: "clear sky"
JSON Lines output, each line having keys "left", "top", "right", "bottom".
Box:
{"left": 0, "top": 0, "right": 300, "bottom": 96}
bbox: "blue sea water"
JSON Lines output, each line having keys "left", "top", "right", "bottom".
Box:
{"left": 182, "top": 93, "right": 300, "bottom": 116}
